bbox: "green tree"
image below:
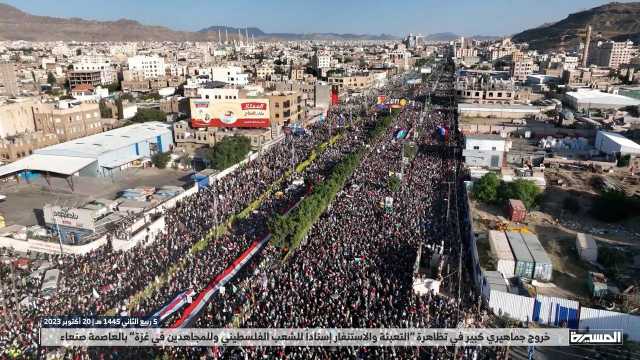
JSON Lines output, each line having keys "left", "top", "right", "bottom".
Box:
{"left": 151, "top": 152, "right": 171, "bottom": 169}
{"left": 497, "top": 179, "right": 541, "bottom": 209}
{"left": 107, "top": 81, "right": 121, "bottom": 93}
{"left": 473, "top": 172, "right": 500, "bottom": 203}
{"left": 205, "top": 136, "right": 252, "bottom": 170}
{"left": 116, "top": 99, "right": 124, "bottom": 120}
{"left": 388, "top": 175, "right": 402, "bottom": 192}
{"left": 130, "top": 108, "right": 166, "bottom": 123}
{"left": 591, "top": 190, "right": 640, "bottom": 222}
{"left": 562, "top": 196, "right": 581, "bottom": 214}
{"left": 618, "top": 154, "right": 631, "bottom": 167}
{"left": 47, "top": 72, "right": 56, "bottom": 85}
{"left": 99, "top": 100, "right": 113, "bottom": 119}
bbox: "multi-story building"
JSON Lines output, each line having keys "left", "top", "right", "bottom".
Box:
{"left": 588, "top": 40, "right": 635, "bottom": 69}
{"left": 127, "top": 55, "right": 166, "bottom": 79}
{"left": 289, "top": 66, "right": 305, "bottom": 81}
{"left": 512, "top": 57, "right": 535, "bottom": 81}
{"left": 32, "top": 101, "right": 103, "bottom": 143}
{"left": 0, "top": 62, "right": 18, "bottom": 96}
{"left": 256, "top": 64, "right": 274, "bottom": 80}
{"left": 0, "top": 131, "right": 59, "bottom": 162}
{"left": 173, "top": 120, "right": 272, "bottom": 154}
{"left": 209, "top": 66, "right": 249, "bottom": 86}
{"left": 327, "top": 72, "right": 373, "bottom": 93}
{"left": 0, "top": 98, "right": 37, "bottom": 138}
{"left": 69, "top": 70, "right": 102, "bottom": 89}
{"left": 73, "top": 55, "right": 116, "bottom": 85}
{"left": 562, "top": 67, "right": 614, "bottom": 88}
{"left": 267, "top": 91, "right": 305, "bottom": 127}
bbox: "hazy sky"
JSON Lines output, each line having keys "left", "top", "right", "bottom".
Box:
{"left": 1, "top": 0, "right": 636, "bottom": 36}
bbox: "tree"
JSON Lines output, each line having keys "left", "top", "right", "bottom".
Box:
{"left": 562, "top": 196, "right": 581, "bottom": 214}
{"left": 130, "top": 108, "right": 166, "bottom": 123}
{"left": 618, "top": 154, "right": 631, "bottom": 167}
{"left": 205, "top": 136, "right": 252, "bottom": 170}
{"left": 497, "top": 179, "right": 541, "bottom": 209}
{"left": 107, "top": 81, "right": 121, "bottom": 93}
{"left": 151, "top": 152, "right": 171, "bottom": 169}
{"left": 473, "top": 172, "right": 500, "bottom": 203}
{"left": 116, "top": 99, "right": 124, "bottom": 120}
{"left": 47, "top": 72, "right": 56, "bottom": 85}
{"left": 591, "top": 190, "right": 639, "bottom": 222}
{"left": 388, "top": 175, "right": 401, "bottom": 192}
{"left": 99, "top": 100, "right": 113, "bottom": 119}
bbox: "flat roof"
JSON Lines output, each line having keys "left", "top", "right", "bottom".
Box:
{"left": 458, "top": 103, "right": 543, "bottom": 112}
{"left": 0, "top": 154, "right": 96, "bottom": 177}
{"left": 466, "top": 134, "right": 506, "bottom": 141}
{"left": 599, "top": 131, "right": 640, "bottom": 151}
{"left": 35, "top": 122, "right": 172, "bottom": 158}
{"left": 567, "top": 90, "right": 640, "bottom": 107}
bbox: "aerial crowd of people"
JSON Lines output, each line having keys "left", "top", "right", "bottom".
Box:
{"left": 0, "top": 65, "right": 507, "bottom": 359}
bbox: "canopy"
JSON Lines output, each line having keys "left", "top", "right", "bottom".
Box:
{"left": 0, "top": 154, "right": 96, "bottom": 177}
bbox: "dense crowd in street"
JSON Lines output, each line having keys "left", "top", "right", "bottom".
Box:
{"left": 0, "top": 103, "right": 360, "bottom": 356}
{"left": 212, "top": 82, "right": 500, "bottom": 359}
{"left": 0, "top": 66, "right": 506, "bottom": 359}
{"left": 159, "top": 68, "right": 502, "bottom": 359}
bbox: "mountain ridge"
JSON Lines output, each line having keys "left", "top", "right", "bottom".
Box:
{"left": 512, "top": 2, "right": 640, "bottom": 50}
{"left": 0, "top": 4, "right": 397, "bottom": 42}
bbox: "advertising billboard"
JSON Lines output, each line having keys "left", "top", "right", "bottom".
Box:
{"left": 190, "top": 99, "right": 270, "bottom": 128}
{"left": 43, "top": 205, "right": 96, "bottom": 231}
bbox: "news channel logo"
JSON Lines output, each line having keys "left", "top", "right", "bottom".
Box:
{"left": 569, "top": 330, "right": 623, "bottom": 345}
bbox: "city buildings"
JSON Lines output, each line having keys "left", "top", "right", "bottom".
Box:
{"left": 127, "top": 55, "right": 166, "bottom": 79}
{"left": 0, "top": 122, "right": 174, "bottom": 178}
{"left": 588, "top": 40, "right": 635, "bottom": 70}
{"left": 0, "top": 62, "right": 18, "bottom": 96}
{"left": 267, "top": 91, "right": 305, "bottom": 127}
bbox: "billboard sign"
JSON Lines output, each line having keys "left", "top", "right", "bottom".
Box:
{"left": 43, "top": 205, "right": 96, "bottom": 231}
{"left": 191, "top": 99, "right": 270, "bottom": 128}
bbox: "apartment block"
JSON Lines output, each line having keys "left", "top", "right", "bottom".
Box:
{"left": 32, "top": 101, "right": 104, "bottom": 143}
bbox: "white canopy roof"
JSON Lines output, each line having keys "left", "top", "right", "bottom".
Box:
{"left": 0, "top": 154, "right": 96, "bottom": 177}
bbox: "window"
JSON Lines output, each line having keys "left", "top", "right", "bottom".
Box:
{"left": 492, "top": 147, "right": 497, "bottom": 151}
{"left": 497, "top": 92, "right": 502, "bottom": 98}
{"left": 473, "top": 146, "right": 480, "bottom": 150}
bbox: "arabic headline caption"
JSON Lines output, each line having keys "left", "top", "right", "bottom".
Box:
{"left": 41, "top": 316, "right": 160, "bottom": 329}
{"left": 41, "top": 328, "right": 570, "bottom": 347}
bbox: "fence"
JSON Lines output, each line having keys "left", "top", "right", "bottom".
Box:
{"left": 465, "top": 189, "right": 639, "bottom": 339}
{"left": 579, "top": 307, "right": 640, "bottom": 342}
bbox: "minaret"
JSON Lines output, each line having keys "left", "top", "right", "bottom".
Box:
{"left": 225, "top": 28, "right": 229, "bottom": 44}
{"left": 245, "top": 28, "right": 249, "bottom": 45}
{"left": 238, "top": 29, "right": 242, "bottom": 45}
{"left": 218, "top": 29, "right": 221, "bottom": 44}
{"left": 582, "top": 25, "right": 592, "bottom": 67}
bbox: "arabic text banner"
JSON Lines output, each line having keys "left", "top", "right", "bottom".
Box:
{"left": 40, "top": 328, "right": 574, "bottom": 347}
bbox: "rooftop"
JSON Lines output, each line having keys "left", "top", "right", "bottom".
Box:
{"left": 35, "top": 122, "right": 172, "bottom": 158}
{"left": 599, "top": 131, "right": 640, "bottom": 151}
{"left": 567, "top": 89, "right": 640, "bottom": 107}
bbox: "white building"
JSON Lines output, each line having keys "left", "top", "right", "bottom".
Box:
{"left": 595, "top": 131, "right": 640, "bottom": 156}
{"left": 209, "top": 66, "right": 249, "bottom": 86}
{"left": 565, "top": 89, "right": 640, "bottom": 112}
{"left": 109, "top": 43, "right": 137, "bottom": 57}
{"left": 197, "top": 87, "right": 239, "bottom": 100}
{"left": 73, "top": 55, "right": 116, "bottom": 85}
{"left": 463, "top": 134, "right": 512, "bottom": 168}
{"left": 127, "top": 55, "right": 166, "bottom": 79}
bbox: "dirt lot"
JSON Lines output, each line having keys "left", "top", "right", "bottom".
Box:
{"left": 470, "top": 193, "right": 640, "bottom": 306}
{"left": 0, "top": 168, "right": 192, "bottom": 227}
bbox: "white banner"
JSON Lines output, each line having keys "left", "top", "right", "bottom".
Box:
{"left": 40, "top": 328, "right": 572, "bottom": 347}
